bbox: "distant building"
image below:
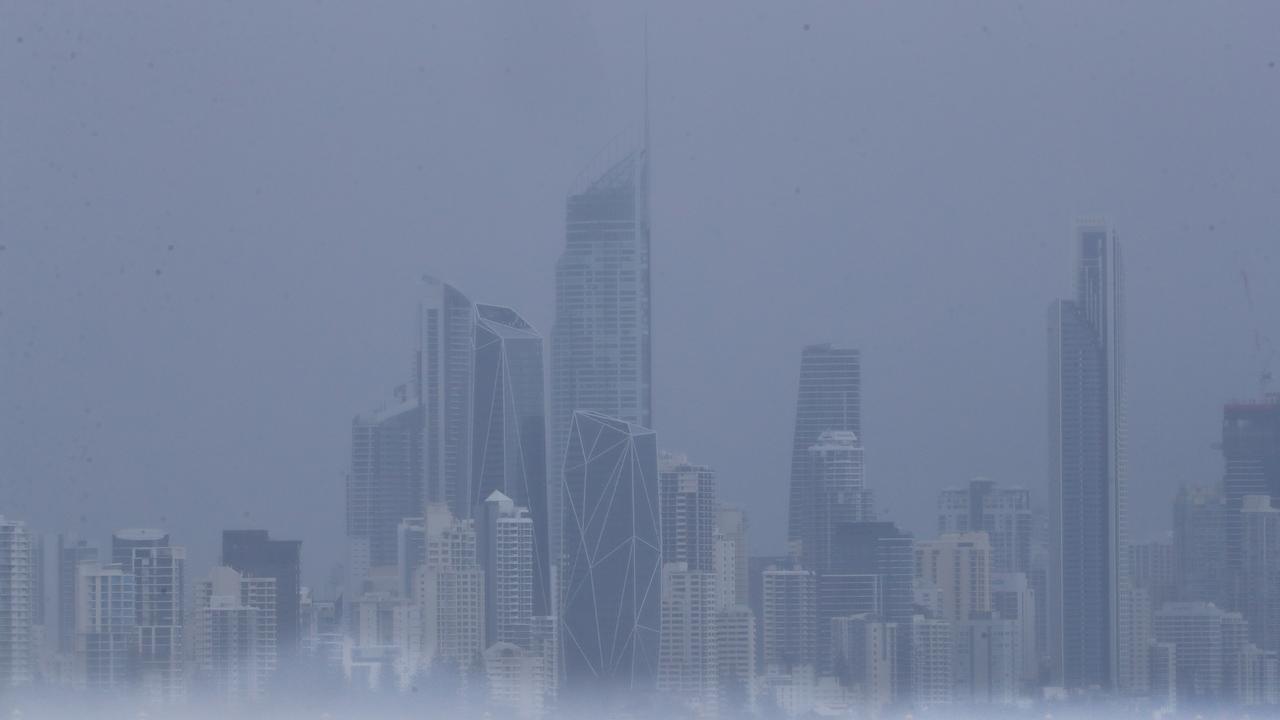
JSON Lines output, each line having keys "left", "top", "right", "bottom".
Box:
{"left": 548, "top": 133, "right": 652, "bottom": 565}
{"left": 1047, "top": 219, "right": 1127, "bottom": 691}
{"left": 416, "top": 276, "right": 476, "bottom": 523}
{"left": 657, "top": 563, "right": 719, "bottom": 708}
{"left": 954, "top": 612, "right": 1021, "bottom": 704}
{"left": 191, "top": 566, "right": 277, "bottom": 705}
{"left": 911, "top": 615, "right": 953, "bottom": 706}
{"left": 1173, "top": 484, "right": 1230, "bottom": 608}
{"left": 471, "top": 303, "right": 550, "bottom": 616}
{"left": 222, "top": 530, "right": 301, "bottom": 657}
{"left": 1153, "top": 601, "right": 1250, "bottom": 704}
{"left": 659, "top": 454, "right": 717, "bottom": 572}
{"left": 715, "top": 604, "right": 756, "bottom": 712}
{"left": 797, "top": 431, "right": 873, "bottom": 575}
{"left": 1242, "top": 495, "right": 1280, "bottom": 652}
{"left": 830, "top": 614, "right": 897, "bottom": 713}
{"left": 916, "top": 533, "right": 992, "bottom": 623}
{"left": 992, "top": 572, "right": 1038, "bottom": 684}
{"left": 938, "top": 478, "right": 1032, "bottom": 574}
{"left": 560, "top": 411, "right": 660, "bottom": 691}
{"left": 762, "top": 567, "right": 817, "bottom": 673}
{"left": 76, "top": 563, "right": 136, "bottom": 693}
{"left": 418, "top": 504, "right": 484, "bottom": 672}
{"left": 348, "top": 390, "right": 423, "bottom": 575}
{"left": 787, "top": 344, "right": 861, "bottom": 551}
{"left": 0, "top": 517, "right": 34, "bottom": 689}
{"left": 477, "top": 491, "right": 534, "bottom": 648}
{"left": 57, "top": 536, "right": 98, "bottom": 655}
{"left": 125, "top": 541, "right": 185, "bottom": 702}
{"left": 716, "top": 507, "right": 750, "bottom": 606}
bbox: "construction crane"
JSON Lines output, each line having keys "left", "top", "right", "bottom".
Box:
{"left": 1240, "top": 269, "right": 1275, "bottom": 395}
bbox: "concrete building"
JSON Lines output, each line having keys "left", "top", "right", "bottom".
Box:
{"left": 0, "top": 517, "right": 34, "bottom": 689}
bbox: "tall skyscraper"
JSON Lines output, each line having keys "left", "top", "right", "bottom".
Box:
{"left": 222, "top": 530, "right": 301, "bottom": 657}
{"left": 560, "top": 411, "right": 660, "bottom": 690}
{"left": 416, "top": 275, "right": 476, "bottom": 523}
{"left": 786, "top": 343, "right": 861, "bottom": 549}
{"left": 549, "top": 130, "right": 652, "bottom": 563}
{"left": 348, "top": 386, "right": 423, "bottom": 575}
{"left": 1047, "top": 219, "right": 1126, "bottom": 690}
{"left": 938, "top": 478, "right": 1033, "bottom": 575}
{"left": 0, "top": 517, "right": 34, "bottom": 689}
{"left": 659, "top": 454, "right": 717, "bottom": 572}
{"left": 796, "top": 430, "right": 872, "bottom": 574}
{"left": 472, "top": 303, "right": 550, "bottom": 615}
{"left": 1222, "top": 397, "right": 1280, "bottom": 607}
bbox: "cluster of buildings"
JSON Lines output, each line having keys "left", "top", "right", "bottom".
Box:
{"left": 2, "top": 128, "right": 1280, "bottom": 720}
{"left": 0, "top": 526, "right": 299, "bottom": 706}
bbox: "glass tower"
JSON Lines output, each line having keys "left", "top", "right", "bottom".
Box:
{"left": 787, "top": 344, "right": 862, "bottom": 548}
{"left": 416, "top": 275, "right": 476, "bottom": 523}
{"left": 549, "top": 133, "right": 652, "bottom": 564}
{"left": 560, "top": 411, "right": 660, "bottom": 691}
{"left": 1047, "top": 219, "right": 1126, "bottom": 690}
{"left": 472, "top": 303, "right": 550, "bottom": 615}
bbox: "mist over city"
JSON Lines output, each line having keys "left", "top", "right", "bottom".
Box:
{"left": 2, "top": 1, "right": 1280, "bottom": 718}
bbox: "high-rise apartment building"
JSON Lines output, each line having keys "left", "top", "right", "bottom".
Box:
{"left": 762, "top": 567, "right": 817, "bottom": 672}
{"left": 938, "top": 478, "right": 1032, "bottom": 574}
{"left": 222, "top": 530, "right": 301, "bottom": 657}
{"left": 716, "top": 506, "right": 750, "bottom": 606}
{"left": 0, "top": 517, "right": 33, "bottom": 689}
{"left": 478, "top": 491, "right": 534, "bottom": 648}
{"left": 348, "top": 389, "right": 423, "bottom": 574}
{"left": 657, "top": 563, "right": 719, "bottom": 707}
{"left": 1242, "top": 495, "right": 1280, "bottom": 652}
{"left": 549, "top": 133, "right": 652, "bottom": 564}
{"left": 1222, "top": 397, "right": 1280, "bottom": 613}
{"left": 797, "top": 431, "right": 872, "bottom": 575}
{"left": 787, "top": 344, "right": 861, "bottom": 549}
{"left": 418, "top": 504, "right": 484, "bottom": 671}
{"left": 659, "top": 454, "right": 717, "bottom": 572}
{"left": 911, "top": 615, "right": 954, "bottom": 706}
{"left": 126, "top": 541, "right": 185, "bottom": 702}
{"left": 1173, "top": 484, "right": 1231, "bottom": 608}
{"left": 191, "top": 566, "right": 277, "bottom": 704}
{"left": 560, "top": 411, "right": 660, "bottom": 690}
{"left": 416, "top": 276, "right": 476, "bottom": 523}
{"left": 831, "top": 614, "right": 897, "bottom": 713}
{"left": 57, "top": 536, "right": 98, "bottom": 655}
{"left": 916, "top": 533, "right": 992, "bottom": 623}
{"left": 76, "top": 563, "right": 136, "bottom": 693}
{"left": 715, "top": 604, "right": 756, "bottom": 711}
{"left": 1047, "top": 219, "right": 1127, "bottom": 690}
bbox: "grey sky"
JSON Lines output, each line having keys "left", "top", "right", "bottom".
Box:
{"left": 2, "top": 1, "right": 1278, "bottom": 584}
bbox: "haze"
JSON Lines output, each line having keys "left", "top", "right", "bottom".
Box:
{"left": 2, "top": 0, "right": 1277, "bottom": 585}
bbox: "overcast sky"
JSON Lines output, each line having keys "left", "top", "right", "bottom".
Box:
{"left": 2, "top": 1, "right": 1278, "bottom": 584}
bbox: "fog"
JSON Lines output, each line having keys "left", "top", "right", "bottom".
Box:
{"left": 3, "top": 0, "right": 1278, "bottom": 587}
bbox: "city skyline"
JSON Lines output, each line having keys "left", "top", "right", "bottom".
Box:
{"left": 4, "top": 1, "right": 1280, "bottom": 716}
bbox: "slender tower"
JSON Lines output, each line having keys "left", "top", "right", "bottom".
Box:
{"left": 1047, "top": 219, "right": 1127, "bottom": 690}
{"left": 548, "top": 77, "right": 652, "bottom": 564}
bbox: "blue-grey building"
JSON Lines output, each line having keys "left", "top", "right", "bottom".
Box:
{"left": 560, "top": 411, "right": 660, "bottom": 691}
{"left": 1047, "top": 219, "right": 1126, "bottom": 690}
{"left": 472, "top": 303, "right": 550, "bottom": 616}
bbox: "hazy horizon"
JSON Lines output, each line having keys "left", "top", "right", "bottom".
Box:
{"left": 3, "top": 1, "right": 1279, "bottom": 588}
